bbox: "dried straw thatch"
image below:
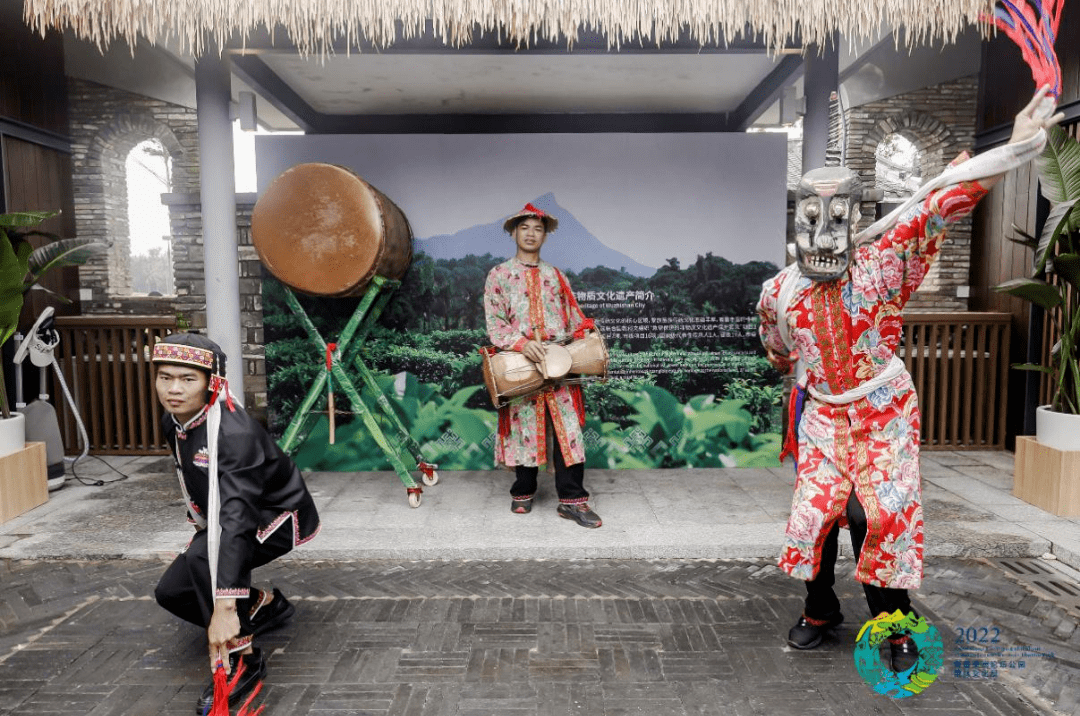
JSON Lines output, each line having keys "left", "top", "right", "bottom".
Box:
{"left": 23, "top": 0, "right": 997, "bottom": 57}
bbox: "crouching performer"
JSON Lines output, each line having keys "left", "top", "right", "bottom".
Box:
{"left": 757, "top": 88, "right": 1061, "bottom": 671}
{"left": 151, "top": 333, "right": 321, "bottom": 713}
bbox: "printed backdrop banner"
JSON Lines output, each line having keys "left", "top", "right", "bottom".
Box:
{"left": 256, "top": 132, "right": 788, "bottom": 470}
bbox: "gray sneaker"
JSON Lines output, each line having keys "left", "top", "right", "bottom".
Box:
{"left": 557, "top": 503, "right": 602, "bottom": 528}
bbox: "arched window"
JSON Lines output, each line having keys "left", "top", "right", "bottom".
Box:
{"left": 875, "top": 133, "right": 922, "bottom": 202}
{"left": 125, "top": 138, "right": 174, "bottom": 295}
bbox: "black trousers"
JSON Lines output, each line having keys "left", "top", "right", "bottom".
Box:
{"left": 804, "top": 490, "right": 913, "bottom": 620}
{"left": 510, "top": 421, "right": 588, "bottom": 503}
{"left": 155, "top": 527, "right": 294, "bottom": 639}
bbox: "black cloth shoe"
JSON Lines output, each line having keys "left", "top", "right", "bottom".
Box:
{"left": 250, "top": 588, "right": 295, "bottom": 636}
{"left": 889, "top": 635, "right": 919, "bottom": 672}
{"left": 787, "top": 612, "right": 844, "bottom": 650}
{"left": 511, "top": 497, "right": 533, "bottom": 514}
{"left": 557, "top": 503, "right": 602, "bottom": 528}
{"left": 195, "top": 647, "right": 266, "bottom": 714}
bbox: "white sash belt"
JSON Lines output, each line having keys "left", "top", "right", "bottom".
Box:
{"left": 776, "top": 265, "right": 806, "bottom": 383}
{"left": 807, "top": 355, "right": 906, "bottom": 405}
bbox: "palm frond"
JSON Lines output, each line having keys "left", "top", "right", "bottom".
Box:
{"left": 1035, "top": 197, "right": 1078, "bottom": 275}
{"left": 26, "top": 283, "right": 73, "bottom": 303}
{"left": 26, "top": 239, "right": 105, "bottom": 278}
{"left": 1037, "top": 126, "right": 1080, "bottom": 232}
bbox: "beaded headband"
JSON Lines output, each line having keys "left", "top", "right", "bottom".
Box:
{"left": 152, "top": 343, "right": 215, "bottom": 371}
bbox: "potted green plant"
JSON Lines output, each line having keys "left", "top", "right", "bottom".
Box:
{"left": 996, "top": 125, "right": 1080, "bottom": 446}
{"left": 0, "top": 210, "right": 103, "bottom": 455}
{"left": 996, "top": 124, "right": 1080, "bottom": 516}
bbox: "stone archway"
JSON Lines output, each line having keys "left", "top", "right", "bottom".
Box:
{"left": 841, "top": 76, "right": 979, "bottom": 312}
{"left": 82, "top": 112, "right": 186, "bottom": 297}
{"left": 863, "top": 112, "right": 956, "bottom": 182}
{"left": 846, "top": 111, "right": 958, "bottom": 188}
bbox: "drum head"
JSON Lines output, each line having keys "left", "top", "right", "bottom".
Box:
{"left": 544, "top": 344, "right": 573, "bottom": 379}
{"left": 253, "top": 163, "right": 387, "bottom": 296}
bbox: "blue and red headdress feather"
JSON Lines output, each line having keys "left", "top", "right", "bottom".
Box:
{"left": 990, "top": 0, "right": 1064, "bottom": 97}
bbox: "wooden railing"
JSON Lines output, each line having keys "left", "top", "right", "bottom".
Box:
{"left": 51, "top": 316, "right": 177, "bottom": 455}
{"left": 901, "top": 312, "right": 1011, "bottom": 451}
{"left": 43, "top": 312, "right": 1010, "bottom": 456}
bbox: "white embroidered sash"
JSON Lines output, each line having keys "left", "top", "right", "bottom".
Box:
{"left": 807, "top": 355, "right": 906, "bottom": 405}
{"left": 776, "top": 265, "right": 807, "bottom": 384}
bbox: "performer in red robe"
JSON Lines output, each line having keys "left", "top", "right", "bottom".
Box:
{"left": 483, "top": 203, "right": 602, "bottom": 528}
{"left": 757, "top": 88, "right": 1062, "bottom": 669}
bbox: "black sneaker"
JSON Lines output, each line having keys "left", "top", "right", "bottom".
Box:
{"left": 195, "top": 647, "right": 266, "bottom": 714}
{"left": 250, "top": 588, "right": 295, "bottom": 636}
{"left": 557, "top": 503, "right": 602, "bottom": 528}
{"left": 889, "top": 634, "right": 919, "bottom": 672}
{"left": 787, "top": 612, "right": 844, "bottom": 649}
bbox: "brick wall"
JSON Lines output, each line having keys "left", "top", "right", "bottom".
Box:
{"left": 158, "top": 194, "right": 267, "bottom": 417}
{"left": 68, "top": 77, "right": 199, "bottom": 310}
{"left": 843, "top": 75, "right": 979, "bottom": 311}
{"left": 67, "top": 79, "right": 266, "bottom": 414}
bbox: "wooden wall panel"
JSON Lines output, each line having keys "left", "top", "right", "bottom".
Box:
{"left": 0, "top": 6, "right": 67, "bottom": 134}
{"left": 979, "top": 4, "right": 1080, "bottom": 134}
{"left": 2, "top": 137, "right": 79, "bottom": 320}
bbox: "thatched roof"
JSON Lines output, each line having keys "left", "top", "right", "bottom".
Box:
{"left": 24, "top": 0, "right": 996, "bottom": 57}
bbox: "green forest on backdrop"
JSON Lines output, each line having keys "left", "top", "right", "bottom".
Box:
{"left": 264, "top": 251, "right": 784, "bottom": 470}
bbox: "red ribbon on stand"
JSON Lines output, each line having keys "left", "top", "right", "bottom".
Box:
{"left": 326, "top": 342, "right": 337, "bottom": 445}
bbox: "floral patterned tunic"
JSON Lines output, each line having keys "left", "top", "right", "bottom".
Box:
{"left": 484, "top": 257, "right": 588, "bottom": 467}
{"left": 757, "top": 179, "right": 987, "bottom": 590}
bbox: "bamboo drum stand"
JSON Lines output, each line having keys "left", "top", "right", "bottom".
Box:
{"left": 277, "top": 276, "right": 438, "bottom": 507}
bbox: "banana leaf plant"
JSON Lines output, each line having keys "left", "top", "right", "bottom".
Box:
{"left": 0, "top": 210, "right": 105, "bottom": 419}
{"left": 995, "top": 125, "right": 1080, "bottom": 415}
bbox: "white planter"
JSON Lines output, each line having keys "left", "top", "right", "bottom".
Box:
{"left": 1035, "top": 406, "right": 1080, "bottom": 452}
{"left": 0, "top": 413, "right": 26, "bottom": 458}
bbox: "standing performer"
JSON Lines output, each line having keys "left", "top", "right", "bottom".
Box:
{"left": 483, "top": 203, "right": 602, "bottom": 528}
{"left": 757, "top": 89, "right": 1061, "bottom": 670}
{"left": 152, "top": 333, "right": 321, "bottom": 713}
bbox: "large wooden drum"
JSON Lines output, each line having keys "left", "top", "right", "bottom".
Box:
{"left": 252, "top": 163, "right": 413, "bottom": 297}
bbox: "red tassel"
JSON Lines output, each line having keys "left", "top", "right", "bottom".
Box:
{"left": 778, "top": 384, "right": 800, "bottom": 466}
{"left": 205, "top": 660, "right": 265, "bottom": 716}
{"left": 988, "top": 0, "right": 1063, "bottom": 96}
{"left": 209, "top": 375, "right": 236, "bottom": 412}
{"left": 206, "top": 662, "right": 231, "bottom": 716}
{"left": 571, "top": 385, "right": 585, "bottom": 427}
{"left": 498, "top": 407, "right": 511, "bottom": 438}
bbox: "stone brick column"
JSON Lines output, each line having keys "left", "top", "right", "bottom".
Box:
{"left": 160, "top": 193, "right": 266, "bottom": 419}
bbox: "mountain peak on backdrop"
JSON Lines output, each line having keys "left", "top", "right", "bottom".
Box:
{"left": 413, "top": 194, "right": 656, "bottom": 277}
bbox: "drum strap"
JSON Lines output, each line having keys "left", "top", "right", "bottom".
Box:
{"left": 553, "top": 269, "right": 591, "bottom": 427}
{"left": 554, "top": 269, "right": 595, "bottom": 339}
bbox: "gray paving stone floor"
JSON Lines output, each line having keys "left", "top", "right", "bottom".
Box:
{"left": 0, "top": 557, "right": 1077, "bottom": 715}
{"left": 0, "top": 450, "right": 1078, "bottom": 714}
{"left": 2, "top": 451, "right": 1079, "bottom": 567}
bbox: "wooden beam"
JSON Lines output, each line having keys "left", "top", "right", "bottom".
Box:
{"left": 728, "top": 55, "right": 804, "bottom": 131}
{"left": 311, "top": 112, "right": 733, "bottom": 134}
{"left": 0, "top": 118, "right": 71, "bottom": 154}
{"left": 228, "top": 54, "right": 321, "bottom": 132}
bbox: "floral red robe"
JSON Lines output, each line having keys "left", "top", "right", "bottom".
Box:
{"left": 757, "top": 180, "right": 987, "bottom": 590}
{"left": 484, "top": 257, "right": 588, "bottom": 467}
